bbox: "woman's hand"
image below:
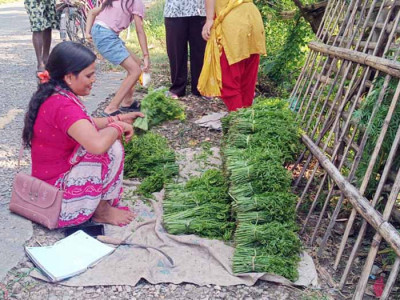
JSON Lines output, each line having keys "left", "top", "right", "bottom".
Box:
{"left": 119, "top": 112, "right": 145, "bottom": 124}
{"left": 115, "top": 121, "right": 134, "bottom": 142}
{"left": 142, "top": 55, "right": 150, "bottom": 72}
{"left": 202, "top": 19, "right": 214, "bottom": 41}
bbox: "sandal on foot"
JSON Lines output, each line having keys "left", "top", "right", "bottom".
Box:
{"left": 100, "top": 110, "right": 122, "bottom": 117}
{"left": 120, "top": 100, "right": 141, "bottom": 112}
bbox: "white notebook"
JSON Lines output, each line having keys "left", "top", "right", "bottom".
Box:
{"left": 25, "top": 230, "right": 115, "bottom": 282}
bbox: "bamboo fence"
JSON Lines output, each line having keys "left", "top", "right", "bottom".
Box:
{"left": 289, "top": 0, "right": 400, "bottom": 298}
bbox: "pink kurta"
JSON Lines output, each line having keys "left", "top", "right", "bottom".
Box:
{"left": 31, "top": 92, "right": 90, "bottom": 185}
{"left": 31, "top": 90, "right": 125, "bottom": 228}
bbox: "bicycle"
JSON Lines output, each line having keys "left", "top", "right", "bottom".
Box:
{"left": 58, "top": 0, "right": 102, "bottom": 44}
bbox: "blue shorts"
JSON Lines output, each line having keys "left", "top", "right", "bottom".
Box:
{"left": 91, "top": 23, "right": 130, "bottom": 65}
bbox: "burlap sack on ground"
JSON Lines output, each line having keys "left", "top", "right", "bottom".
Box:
{"left": 31, "top": 191, "right": 317, "bottom": 287}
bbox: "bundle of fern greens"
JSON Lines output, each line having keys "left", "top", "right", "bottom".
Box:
{"left": 223, "top": 147, "right": 291, "bottom": 188}
{"left": 135, "top": 172, "right": 165, "bottom": 198}
{"left": 226, "top": 131, "right": 299, "bottom": 163}
{"left": 220, "top": 97, "right": 302, "bottom": 281}
{"left": 233, "top": 192, "right": 296, "bottom": 221}
{"left": 133, "top": 88, "right": 185, "bottom": 130}
{"left": 229, "top": 165, "right": 291, "bottom": 198}
{"left": 227, "top": 115, "right": 300, "bottom": 162}
{"left": 163, "top": 203, "right": 234, "bottom": 241}
{"left": 163, "top": 169, "right": 234, "bottom": 240}
{"left": 124, "top": 132, "right": 178, "bottom": 195}
{"left": 232, "top": 246, "right": 300, "bottom": 281}
{"left": 234, "top": 222, "right": 300, "bottom": 255}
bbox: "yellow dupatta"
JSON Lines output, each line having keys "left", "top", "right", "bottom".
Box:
{"left": 197, "top": 0, "right": 253, "bottom": 97}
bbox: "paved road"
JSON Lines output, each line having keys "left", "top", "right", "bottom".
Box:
{"left": 0, "top": 1, "right": 124, "bottom": 282}
{"left": 0, "top": 1, "right": 36, "bottom": 282}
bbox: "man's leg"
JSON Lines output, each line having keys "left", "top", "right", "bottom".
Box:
{"left": 42, "top": 27, "right": 52, "bottom": 66}
{"left": 188, "top": 16, "right": 206, "bottom": 96}
{"left": 165, "top": 17, "right": 189, "bottom": 97}
{"left": 32, "top": 31, "right": 45, "bottom": 71}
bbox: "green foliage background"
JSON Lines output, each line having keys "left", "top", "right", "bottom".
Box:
{"left": 131, "top": 0, "right": 319, "bottom": 97}
{"left": 254, "top": 0, "right": 317, "bottom": 96}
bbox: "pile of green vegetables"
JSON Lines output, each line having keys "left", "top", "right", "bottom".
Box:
{"left": 161, "top": 97, "right": 302, "bottom": 281}
{"left": 163, "top": 169, "right": 234, "bottom": 241}
{"left": 134, "top": 89, "right": 185, "bottom": 131}
{"left": 224, "top": 98, "right": 302, "bottom": 281}
{"left": 124, "top": 132, "right": 179, "bottom": 197}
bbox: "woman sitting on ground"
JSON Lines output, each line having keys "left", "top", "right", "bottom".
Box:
{"left": 22, "top": 41, "right": 144, "bottom": 228}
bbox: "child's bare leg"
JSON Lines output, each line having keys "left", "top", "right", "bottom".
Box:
{"left": 121, "top": 49, "right": 141, "bottom": 107}
{"left": 121, "top": 86, "right": 135, "bottom": 107}
{"left": 104, "top": 55, "right": 141, "bottom": 114}
{"left": 92, "top": 201, "right": 134, "bottom": 226}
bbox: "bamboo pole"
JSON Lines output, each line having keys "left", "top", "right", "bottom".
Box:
{"left": 339, "top": 41, "right": 400, "bottom": 290}
{"left": 316, "top": 127, "right": 359, "bottom": 254}
{"left": 297, "top": 0, "right": 379, "bottom": 234}
{"left": 299, "top": 20, "right": 367, "bottom": 220}
{"left": 353, "top": 117, "right": 400, "bottom": 298}
{"left": 331, "top": 0, "right": 398, "bottom": 268}
{"left": 334, "top": 5, "right": 400, "bottom": 272}
{"left": 339, "top": 107, "right": 400, "bottom": 288}
{"left": 334, "top": 74, "right": 394, "bottom": 269}
{"left": 290, "top": 51, "right": 319, "bottom": 113}
{"left": 301, "top": 133, "right": 400, "bottom": 257}
{"left": 292, "top": 1, "right": 400, "bottom": 296}
{"left": 299, "top": 172, "right": 328, "bottom": 233}
{"left": 316, "top": 17, "right": 376, "bottom": 249}
{"left": 300, "top": 0, "right": 349, "bottom": 123}
{"left": 295, "top": 0, "right": 365, "bottom": 189}
{"left": 308, "top": 42, "right": 400, "bottom": 78}
{"left": 352, "top": 79, "right": 400, "bottom": 298}
{"left": 292, "top": 0, "right": 348, "bottom": 176}
{"left": 380, "top": 256, "right": 400, "bottom": 299}
{"left": 315, "top": 0, "right": 334, "bottom": 38}
{"left": 309, "top": 64, "right": 366, "bottom": 245}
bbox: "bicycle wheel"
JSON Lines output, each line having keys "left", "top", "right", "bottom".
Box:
{"left": 65, "top": 8, "right": 86, "bottom": 44}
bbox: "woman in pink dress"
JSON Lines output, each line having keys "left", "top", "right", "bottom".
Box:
{"left": 23, "top": 41, "right": 144, "bottom": 228}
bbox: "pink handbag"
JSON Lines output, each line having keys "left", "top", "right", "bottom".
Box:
{"left": 9, "top": 147, "right": 65, "bottom": 229}
{"left": 9, "top": 172, "right": 63, "bottom": 229}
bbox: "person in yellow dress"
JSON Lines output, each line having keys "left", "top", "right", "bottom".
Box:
{"left": 198, "top": 0, "right": 266, "bottom": 111}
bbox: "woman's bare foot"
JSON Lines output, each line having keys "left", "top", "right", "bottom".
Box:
{"left": 92, "top": 201, "right": 135, "bottom": 226}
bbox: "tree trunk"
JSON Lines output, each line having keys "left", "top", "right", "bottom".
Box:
{"left": 292, "top": 0, "right": 328, "bottom": 34}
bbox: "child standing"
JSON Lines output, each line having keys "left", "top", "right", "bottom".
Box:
{"left": 86, "top": 0, "right": 150, "bottom": 116}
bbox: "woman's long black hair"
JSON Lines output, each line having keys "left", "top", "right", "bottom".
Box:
{"left": 22, "top": 41, "right": 96, "bottom": 148}
{"left": 101, "top": 0, "right": 135, "bottom": 14}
